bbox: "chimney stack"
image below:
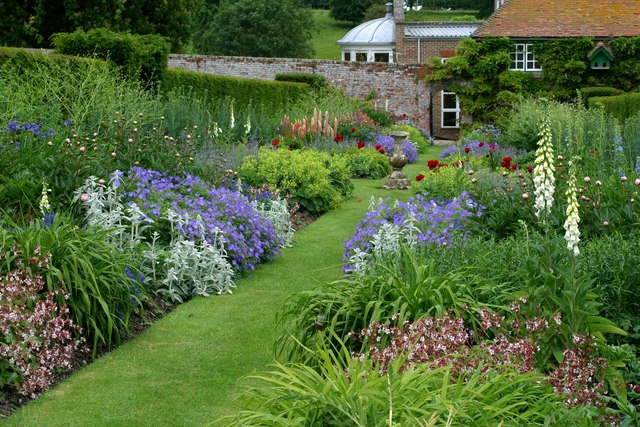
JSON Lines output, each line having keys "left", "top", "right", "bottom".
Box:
{"left": 393, "top": 0, "right": 404, "bottom": 22}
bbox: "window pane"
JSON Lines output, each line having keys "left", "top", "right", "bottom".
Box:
{"left": 344, "top": 52, "right": 351, "bottom": 61}
{"left": 355, "top": 52, "right": 367, "bottom": 62}
{"left": 374, "top": 53, "right": 390, "bottom": 63}
{"left": 443, "top": 112, "right": 458, "bottom": 127}
{"left": 442, "top": 93, "right": 457, "bottom": 109}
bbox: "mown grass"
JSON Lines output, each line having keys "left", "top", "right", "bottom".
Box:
{"left": 4, "top": 150, "right": 443, "bottom": 426}
{"left": 309, "top": 9, "right": 352, "bottom": 60}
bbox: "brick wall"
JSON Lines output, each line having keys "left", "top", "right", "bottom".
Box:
{"left": 168, "top": 54, "right": 434, "bottom": 132}
{"left": 402, "top": 39, "right": 460, "bottom": 65}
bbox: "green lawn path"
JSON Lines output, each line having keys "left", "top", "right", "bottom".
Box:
{"left": 4, "top": 151, "right": 441, "bottom": 426}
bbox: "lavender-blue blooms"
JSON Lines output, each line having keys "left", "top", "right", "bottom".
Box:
{"left": 124, "top": 167, "right": 282, "bottom": 272}
{"left": 372, "top": 134, "right": 418, "bottom": 163}
{"left": 343, "top": 193, "right": 482, "bottom": 273}
{"left": 4, "top": 121, "right": 55, "bottom": 139}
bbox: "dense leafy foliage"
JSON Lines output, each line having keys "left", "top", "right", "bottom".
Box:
{"left": 239, "top": 148, "right": 354, "bottom": 214}
{"left": 52, "top": 29, "right": 170, "bottom": 88}
{"left": 0, "top": 0, "right": 200, "bottom": 51}
{"left": 192, "top": 0, "right": 315, "bottom": 58}
{"left": 427, "top": 36, "right": 640, "bottom": 123}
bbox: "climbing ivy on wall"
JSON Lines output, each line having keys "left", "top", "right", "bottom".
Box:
{"left": 426, "top": 36, "right": 640, "bottom": 123}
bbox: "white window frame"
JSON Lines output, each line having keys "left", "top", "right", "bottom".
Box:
{"left": 510, "top": 43, "right": 541, "bottom": 72}
{"left": 441, "top": 91, "right": 460, "bottom": 129}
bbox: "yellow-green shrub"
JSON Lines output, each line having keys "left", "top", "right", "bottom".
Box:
{"left": 238, "top": 148, "right": 353, "bottom": 213}
{"left": 345, "top": 148, "right": 391, "bottom": 179}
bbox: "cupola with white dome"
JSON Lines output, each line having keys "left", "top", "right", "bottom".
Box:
{"left": 337, "top": 3, "right": 396, "bottom": 63}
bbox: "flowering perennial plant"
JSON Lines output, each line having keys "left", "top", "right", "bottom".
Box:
{"left": 0, "top": 248, "right": 85, "bottom": 398}
{"left": 533, "top": 109, "right": 556, "bottom": 220}
{"left": 353, "top": 309, "right": 611, "bottom": 408}
{"left": 343, "top": 193, "right": 481, "bottom": 274}
{"left": 563, "top": 161, "right": 581, "bottom": 255}
{"left": 125, "top": 167, "right": 282, "bottom": 272}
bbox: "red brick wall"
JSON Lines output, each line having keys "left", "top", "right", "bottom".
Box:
{"left": 398, "top": 39, "right": 460, "bottom": 65}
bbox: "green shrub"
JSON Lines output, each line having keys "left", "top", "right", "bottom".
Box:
{"left": 580, "top": 231, "right": 640, "bottom": 342}
{"left": 52, "top": 28, "right": 170, "bottom": 88}
{"left": 161, "top": 68, "right": 310, "bottom": 112}
{"left": 411, "top": 164, "right": 472, "bottom": 199}
{"left": 388, "top": 123, "right": 432, "bottom": 153}
{"left": 238, "top": 148, "right": 353, "bottom": 214}
{"left": 344, "top": 147, "right": 391, "bottom": 179}
{"left": 275, "top": 254, "right": 507, "bottom": 363}
{"left": 274, "top": 73, "right": 327, "bottom": 90}
{"left": 228, "top": 340, "right": 588, "bottom": 426}
{"left": 589, "top": 92, "right": 640, "bottom": 123}
{"left": 581, "top": 86, "right": 625, "bottom": 106}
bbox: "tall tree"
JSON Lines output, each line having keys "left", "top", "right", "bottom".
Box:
{"left": 476, "top": 0, "right": 495, "bottom": 19}
{"left": 329, "top": 0, "right": 384, "bottom": 26}
{"left": 0, "top": 0, "right": 201, "bottom": 51}
{"left": 193, "top": 0, "right": 315, "bottom": 58}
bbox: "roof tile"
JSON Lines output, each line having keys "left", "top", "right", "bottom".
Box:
{"left": 474, "top": 0, "right": 640, "bottom": 38}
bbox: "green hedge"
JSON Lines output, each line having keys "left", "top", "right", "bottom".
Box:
{"left": 161, "top": 68, "right": 311, "bottom": 111}
{"left": 275, "top": 73, "right": 327, "bottom": 90}
{"left": 580, "top": 86, "right": 625, "bottom": 106}
{"left": 589, "top": 92, "right": 640, "bottom": 122}
{"left": 0, "top": 47, "right": 102, "bottom": 71}
{"left": 52, "top": 28, "right": 170, "bottom": 88}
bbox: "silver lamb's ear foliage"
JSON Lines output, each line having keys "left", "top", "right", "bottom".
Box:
{"left": 252, "top": 194, "right": 295, "bottom": 248}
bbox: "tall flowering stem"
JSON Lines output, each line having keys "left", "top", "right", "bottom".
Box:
{"left": 563, "top": 160, "right": 580, "bottom": 256}
{"left": 533, "top": 107, "right": 556, "bottom": 221}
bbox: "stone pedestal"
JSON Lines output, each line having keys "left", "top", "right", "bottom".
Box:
{"left": 383, "top": 131, "right": 411, "bottom": 190}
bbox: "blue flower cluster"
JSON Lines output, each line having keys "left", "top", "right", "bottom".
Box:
{"left": 124, "top": 167, "right": 282, "bottom": 272}
{"left": 342, "top": 193, "right": 482, "bottom": 273}
{"left": 373, "top": 134, "right": 418, "bottom": 163}
{"left": 5, "top": 121, "right": 55, "bottom": 139}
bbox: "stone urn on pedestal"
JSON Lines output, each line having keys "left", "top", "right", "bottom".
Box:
{"left": 383, "top": 131, "right": 411, "bottom": 190}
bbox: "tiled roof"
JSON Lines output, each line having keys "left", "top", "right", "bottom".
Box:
{"left": 474, "top": 0, "right": 640, "bottom": 38}
{"left": 404, "top": 22, "right": 481, "bottom": 39}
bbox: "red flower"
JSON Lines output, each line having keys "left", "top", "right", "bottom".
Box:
{"left": 272, "top": 139, "right": 280, "bottom": 148}
{"left": 510, "top": 164, "right": 518, "bottom": 170}
{"left": 357, "top": 141, "right": 365, "bottom": 149}
{"left": 464, "top": 147, "right": 471, "bottom": 153}
{"left": 375, "top": 144, "right": 382, "bottom": 150}
{"left": 427, "top": 160, "right": 439, "bottom": 170}
{"left": 333, "top": 134, "right": 343, "bottom": 142}
{"left": 452, "top": 162, "right": 459, "bottom": 167}
{"left": 501, "top": 156, "right": 513, "bottom": 168}
{"left": 416, "top": 174, "right": 425, "bottom": 182}
{"left": 489, "top": 143, "right": 496, "bottom": 151}
{"left": 527, "top": 165, "right": 533, "bottom": 173}
{"left": 351, "top": 127, "right": 356, "bottom": 133}
{"left": 378, "top": 148, "right": 385, "bottom": 154}
{"left": 287, "top": 147, "right": 292, "bottom": 151}
{"left": 478, "top": 142, "right": 485, "bottom": 147}
{"left": 590, "top": 149, "right": 599, "bottom": 157}
{"left": 437, "top": 163, "right": 448, "bottom": 168}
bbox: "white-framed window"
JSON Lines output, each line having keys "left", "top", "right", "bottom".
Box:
{"left": 510, "top": 44, "right": 541, "bottom": 71}
{"left": 343, "top": 51, "right": 351, "bottom": 61}
{"left": 440, "top": 57, "right": 449, "bottom": 64}
{"left": 355, "top": 52, "right": 368, "bottom": 62}
{"left": 374, "top": 52, "right": 390, "bottom": 63}
{"left": 441, "top": 91, "right": 460, "bottom": 129}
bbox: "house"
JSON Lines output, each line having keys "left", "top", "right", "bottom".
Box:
{"left": 338, "top": 0, "right": 640, "bottom": 139}
{"left": 337, "top": 1, "right": 480, "bottom": 139}
{"left": 473, "top": 0, "right": 640, "bottom": 72}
